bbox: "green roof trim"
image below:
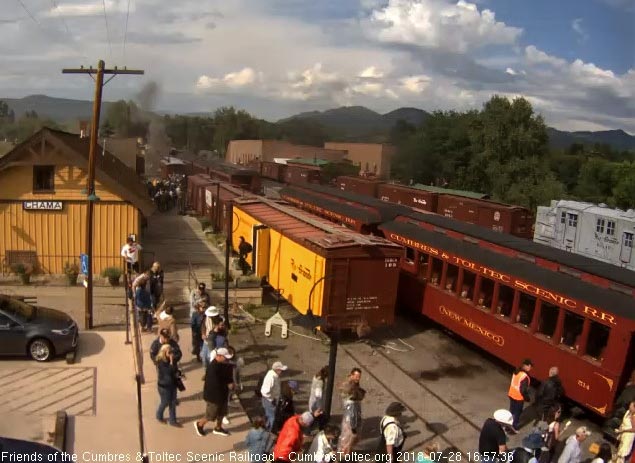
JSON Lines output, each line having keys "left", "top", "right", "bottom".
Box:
{"left": 412, "top": 183, "right": 489, "bottom": 199}
{"left": 287, "top": 158, "right": 331, "bottom": 166}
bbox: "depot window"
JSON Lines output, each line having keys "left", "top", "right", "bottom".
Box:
{"left": 497, "top": 285, "right": 514, "bottom": 318}
{"left": 537, "top": 302, "right": 559, "bottom": 338}
{"left": 517, "top": 292, "right": 536, "bottom": 327}
{"left": 561, "top": 312, "right": 584, "bottom": 351}
{"left": 585, "top": 321, "right": 609, "bottom": 361}
{"left": 445, "top": 263, "right": 459, "bottom": 292}
{"left": 33, "top": 165, "right": 55, "bottom": 192}
{"left": 477, "top": 278, "right": 495, "bottom": 310}
{"left": 430, "top": 257, "right": 443, "bottom": 285}
{"left": 607, "top": 221, "right": 616, "bottom": 236}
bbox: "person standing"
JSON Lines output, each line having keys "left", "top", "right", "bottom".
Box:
{"left": 190, "top": 283, "right": 210, "bottom": 318}
{"left": 150, "top": 329, "right": 182, "bottom": 365}
{"left": 615, "top": 401, "right": 635, "bottom": 463}
{"left": 478, "top": 409, "right": 513, "bottom": 461}
{"left": 261, "top": 361, "right": 288, "bottom": 431}
{"left": 194, "top": 348, "right": 235, "bottom": 437}
{"left": 540, "top": 404, "right": 565, "bottom": 463}
{"left": 121, "top": 237, "right": 142, "bottom": 274}
{"left": 191, "top": 302, "right": 206, "bottom": 362}
{"left": 508, "top": 359, "right": 533, "bottom": 432}
{"left": 133, "top": 271, "right": 153, "bottom": 332}
{"left": 149, "top": 262, "right": 164, "bottom": 313}
{"left": 557, "top": 427, "right": 591, "bottom": 463}
{"left": 272, "top": 381, "right": 299, "bottom": 434}
{"left": 536, "top": 367, "right": 564, "bottom": 421}
{"left": 309, "top": 366, "right": 329, "bottom": 430}
{"left": 379, "top": 402, "right": 407, "bottom": 462}
{"left": 238, "top": 236, "right": 253, "bottom": 275}
{"left": 272, "top": 411, "right": 320, "bottom": 462}
{"left": 158, "top": 306, "right": 178, "bottom": 342}
{"left": 155, "top": 344, "right": 180, "bottom": 427}
{"left": 245, "top": 416, "right": 273, "bottom": 463}
{"left": 339, "top": 367, "right": 366, "bottom": 455}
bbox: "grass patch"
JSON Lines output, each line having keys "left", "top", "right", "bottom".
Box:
{"left": 243, "top": 303, "right": 275, "bottom": 321}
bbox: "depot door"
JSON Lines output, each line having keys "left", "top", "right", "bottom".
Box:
{"left": 563, "top": 212, "right": 578, "bottom": 248}
{"left": 620, "top": 232, "right": 633, "bottom": 264}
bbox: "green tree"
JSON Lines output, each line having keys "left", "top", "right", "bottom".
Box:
{"left": 573, "top": 157, "right": 616, "bottom": 204}
{"left": 212, "top": 106, "right": 261, "bottom": 156}
{"left": 611, "top": 161, "right": 635, "bottom": 209}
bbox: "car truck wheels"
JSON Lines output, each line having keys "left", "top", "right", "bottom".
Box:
{"left": 29, "top": 339, "right": 53, "bottom": 362}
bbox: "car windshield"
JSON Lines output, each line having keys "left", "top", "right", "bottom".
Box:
{"left": 0, "top": 296, "right": 35, "bottom": 322}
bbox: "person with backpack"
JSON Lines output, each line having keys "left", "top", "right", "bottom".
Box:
{"left": 379, "top": 402, "right": 407, "bottom": 462}
{"left": 272, "top": 381, "right": 299, "bottom": 434}
{"left": 260, "top": 361, "right": 288, "bottom": 431}
{"left": 539, "top": 404, "right": 566, "bottom": 463}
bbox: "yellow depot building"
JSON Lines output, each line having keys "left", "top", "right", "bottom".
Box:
{"left": 0, "top": 128, "right": 155, "bottom": 275}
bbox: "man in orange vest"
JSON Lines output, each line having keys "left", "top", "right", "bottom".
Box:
{"left": 508, "top": 358, "right": 532, "bottom": 433}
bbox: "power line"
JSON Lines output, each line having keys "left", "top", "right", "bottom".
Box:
{"left": 15, "top": 0, "right": 41, "bottom": 26}
{"left": 101, "top": 0, "right": 113, "bottom": 60}
{"left": 122, "top": 0, "right": 131, "bottom": 63}
{"left": 48, "top": 0, "right": 71, "bottom": 37}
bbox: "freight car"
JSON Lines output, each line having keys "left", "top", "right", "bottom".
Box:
{"left": 335, "top": 175, "right": 383, "bottom": 197}
{"left": 379, "top": 218, "right": 635, "bottom": 418}
{"left": 259, "top": 161, "right": 288, "bottom": 183}
{"left": 203, "top": 182, "right": 256, "bottom": 233}
{"left": 186, "top": 174, "right": 218, "bottom": 216}
{"left": 206, "top": 160, "right": 261, "bottom": 194}
{"left": 230, "top": 197, "right": 402, "bottom": 332}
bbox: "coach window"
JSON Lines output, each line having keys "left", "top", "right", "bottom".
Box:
{"left": 430, "top": 257, "right": 443, "bottom": 285}
{"left": 537, "top": 302, "right": 559, "bottom": 339}
{"left": 497, "top": 285, "right": 514, "bottom": 318}
{"left": 477, "top": 278, "right": 495, "bottom": 310}
{"left": 418, "top": 253, "right": 430, "bottom": 278}
{"left": 461, "top": 269, "right": 476, "bottom": 300}
{"left": 404, "top": 246, "right": 415, "bottom": 265}
{"left": 517, "top": 292, "right": 536, "bottom": 328}
{"left": 445, "top": 263, "right": 459, "bottom": 292}
{"left": 586, "top": 321, "right": 609, "bottom": 361}
{"left": 561, "top": 312, "right": 584, "bottom": 351}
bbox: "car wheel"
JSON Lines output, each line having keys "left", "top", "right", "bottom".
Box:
{"left": 29, "top": 338, "right": 54, "bottom": 362}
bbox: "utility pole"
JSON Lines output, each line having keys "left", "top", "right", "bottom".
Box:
{"left": 62, "top": 60, "right": 144, "bottom": 329}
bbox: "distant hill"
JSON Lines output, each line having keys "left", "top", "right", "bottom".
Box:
{"left": 281, "top": 106, "right": 430, "bottom": 139}
{"left": 0, "top": 95, "right": 114, "bottom": 123}
{"left": 547, "top": 127, "right": 635, "bottom": 151}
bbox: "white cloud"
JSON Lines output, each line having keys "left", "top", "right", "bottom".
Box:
{"left": 359, "top": 66, "right": 384, "bottom": 79}
{"left": 400, "top": 75, "right": 432, "bottom": 93}
{"left": 370, "top": 0, "right": 522, "bottom": 53}
{"left": 47, "top": 1, "right": 129, "bottom": 17}
{"left": 524, "top": 45, "right": 567, "bottom": 68}
{"left": 505, "top": 67, "right": 517, "bottom": 75}
{"left": 196, "top": 67, "right": 260, "bottom": 90}
{"left": 571, "top": 18, "right": 589, "bottom": 42}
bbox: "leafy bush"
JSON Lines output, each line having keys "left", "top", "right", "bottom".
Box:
{"left": 101, "top": 267, "right": 122, "bottom": 279}
{"left": 212, "top": 271, "right": 233, "bottom": 282}
{"left": 64, "top": 261, "right": 79, "bottom": 275}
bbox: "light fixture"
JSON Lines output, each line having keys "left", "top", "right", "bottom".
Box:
{"left": 87, "top": 193, "right": 100, "bottom": 202}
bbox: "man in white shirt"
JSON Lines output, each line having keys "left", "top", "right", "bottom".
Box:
{"left": 308, "top": 424, "right": 339, "bottom": 463}
{"left": 558, "top": 427, "right": 591, "bottom": 463}
{"left": 380, "top": 402, "right": 406, "bottom": 462}
{"left": 260, "top": 361, "right": 287, "bottom": 430}
{"left": 121, "top": 237, "right": 142, "bottom": 274}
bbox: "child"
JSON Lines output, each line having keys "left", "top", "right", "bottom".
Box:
{"left": 245, "top": 416, "right": 273, "bottom": 462}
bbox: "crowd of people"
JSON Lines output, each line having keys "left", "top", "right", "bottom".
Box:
{"left": 145, "top": 174, "right": 186, "bottom": 213}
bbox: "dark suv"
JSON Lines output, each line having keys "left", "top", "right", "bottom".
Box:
{"left": 0, "top": 295, "right": 78, "bottom": 361}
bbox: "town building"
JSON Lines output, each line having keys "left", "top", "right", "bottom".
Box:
{"left": 226, "top": 140, "right": 347, "bottom": 165}
{"left": 534, "top": 199, "right": 635, "bottom": 271}
{"left": 323, "top": 142, "right": 395, "bottom": 178}
{"left": 0, "top": 127, "right": 155, "bottom": 275}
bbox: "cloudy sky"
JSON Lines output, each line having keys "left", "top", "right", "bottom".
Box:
{"left": 1, "top": 0, "right": 634, "bottom": 132}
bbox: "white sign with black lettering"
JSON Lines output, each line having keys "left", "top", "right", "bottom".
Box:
{"left": 23, "top": 201, "right": 63, "bottom": 211}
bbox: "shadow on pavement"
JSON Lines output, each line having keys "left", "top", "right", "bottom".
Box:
{"left": 75, "top": 332, "right": 107, "bottom": 361}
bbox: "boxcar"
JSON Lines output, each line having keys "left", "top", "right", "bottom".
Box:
{"left": 377, "top": 183, "right": 438, "bottom": 212}
{"left": 204, "top": 182, "right": 256, "bottom": 233}
{"left": 206, "top": 161, "right": 261, "bottom": 194}
{"left": 284, "top": 164, "right": 321, "bottom": 185}
{"left": 336, "top": 176, "right": 383, "bottom": 197}
{"left": 260, "top": 161, "right": 287, "bottom": 183}
{"left": 186, "top": 174, "right": 217, "bottom": 215}
{"left": 380, "top": 218, "right": 635, "bottom": 417}
{"left": 437, "top": 194, "right": 533, "bottom": 238}
{"left": 231, "top": 198, "right": 402, "bottom": 332}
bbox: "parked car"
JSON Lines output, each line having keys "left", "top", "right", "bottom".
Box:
{"left": 0, "top": 295, "right": 78, "bottom": 361}
{"left": 0, "top": 436, "right": 64, "bottom": 460}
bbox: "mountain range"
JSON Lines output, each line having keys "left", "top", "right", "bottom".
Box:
{"left": 2, "top": 95, "right": 634, "bottom": 150}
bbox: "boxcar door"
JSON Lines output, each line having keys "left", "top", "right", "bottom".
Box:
{"left": 620, "top": 232, "right": 633, "bottom": 264}
{"left": 563, "top": 212, "right": 578, "bottom": 248}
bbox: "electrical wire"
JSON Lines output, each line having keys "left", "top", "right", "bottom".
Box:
{"left": 48, "top": 0, "right": 71, "bottom": 37}
{"left": 15, "top": 0, "right": 41, "bottom": 26}
{"left": 101, "top": 0, "right": 113, "bottom": 60}
{"left": 122, "top": 0, "right": 131, "bottom": 64}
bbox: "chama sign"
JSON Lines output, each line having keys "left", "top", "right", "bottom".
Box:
{"left": 23, "top": 201, "right": 63, "bottom": 211}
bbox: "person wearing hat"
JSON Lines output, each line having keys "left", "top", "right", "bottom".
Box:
{"left": 273, "top": 410, "right": 323, "bottom": 462}
{"left": 557, "top": 427, "right": 591, "bottom": 463}
{"left": 190, "top": 302, "right": 206, "bottom": 362}
{"left": 261, "top": 361, "right": 288, "bottom": 430}
{"left": 121, "top": 236, "right": 142, "bottom": 274}
{"left": 508, "top": 359, "right": 533, "bottom": 432}
{"left": 150, "top": 328, "right": 182, "bottom": 366}
{"left": 511, "top": 432, "right": 545, "bottom": 463}
{"left": 194, "top": 347, "right": 235, "bottom": 437}
{"left": 479, "top": 409, "right": 513, "bottom": 460}
{"left": 272, "top": 380, "right": 299, "bottom": 434}
{"left": 379, "top": 402, "right": 407, "bottom": 461}
{"left": 200, "top": 306, "right": 222, "bottom": 367}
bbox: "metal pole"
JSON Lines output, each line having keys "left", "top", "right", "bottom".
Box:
{"left": 215, "top": 182, "right": 221, "bottom": 233}
{"left": 323, "top": 331, "right": 339, "bottom": 421}
{"left": 135, "top": 374, "right": 148, "bottom": 463}
{"left": 224, "top": 200, "right": 233, "bottom": 329}
{"left": 84, "top": 60, "right": 105, "bottom": 330}
{"left": 125, "top": 271, "right": 131, "bottom": 345}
